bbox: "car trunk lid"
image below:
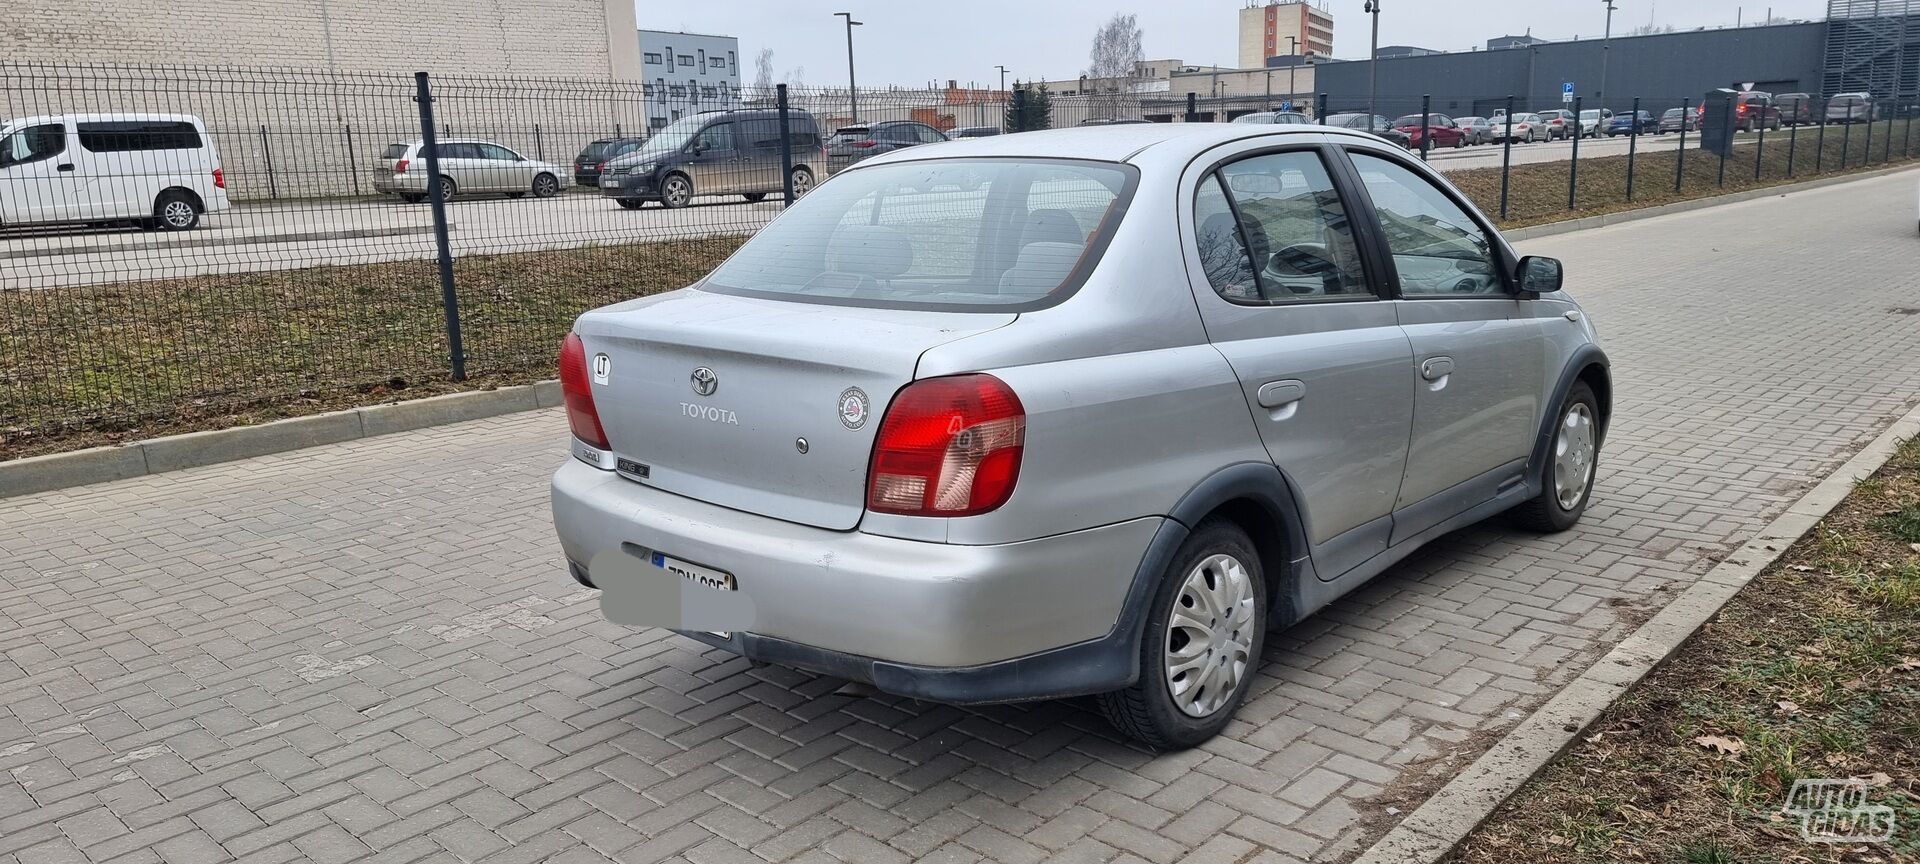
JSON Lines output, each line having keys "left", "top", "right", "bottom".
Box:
{"left": 373, "top": 143, "right": 410, "bottom": 178}
{"left": 574, "top": 290, "right": 1015, "bottom": 530}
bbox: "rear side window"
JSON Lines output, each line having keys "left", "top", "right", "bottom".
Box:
{"left": 703, "top": 159, "right": 1135, "bottom": 310}
{"left": 383, "top": 143, "right": 410, "bottom": 159}
{"left": 1193, "top": 150, "right": 1370, "bottom": 304}
{"left": 77, "top": 121, "right": 201, "bottom": 152}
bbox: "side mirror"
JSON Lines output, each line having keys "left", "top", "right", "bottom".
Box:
{"left": 1516, "top": 255, "right": 1563, "bottom": 295}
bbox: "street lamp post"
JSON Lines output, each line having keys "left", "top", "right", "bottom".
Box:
{"left": 1287, "top": 36, "right": 1299, "bottom": 105}
{"left": 835, "top": 11, "right": 862, "bottom": 123}
{"left": 1599, "top": 0, "right": 1616, "bottom": 104}
{"left": 1363, "top": 0, "right": 1380, "bottom": 131}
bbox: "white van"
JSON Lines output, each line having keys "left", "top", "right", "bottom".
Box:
{"left": 0, "top": 113, "right": 229, "bottom": 231}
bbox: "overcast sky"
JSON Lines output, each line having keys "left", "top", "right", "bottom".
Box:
{"left": 642, "top": 0, "right": 1830, "bottom": 87}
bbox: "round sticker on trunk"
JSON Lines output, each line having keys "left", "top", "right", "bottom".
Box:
{"left": 839, "top": 387, "right": 870, "bottom": 430}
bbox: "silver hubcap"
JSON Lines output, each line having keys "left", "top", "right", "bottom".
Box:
{"left": 536, "top": 176, "right": 555, "bottom": 195}
{"left": 792, "top": 172, "right": 812, "bottom": 196}
{"left": 665, "top": 178, "right": 690, "bottom": 205}
{"left": 1553, "top": 403, "right": 1597, "bottom": 511}
{"left": 163, "top": 201, "right": 193, "bottom": 225}
{"left": 1164, "top": 553, "right": 1256, "bottom": 718}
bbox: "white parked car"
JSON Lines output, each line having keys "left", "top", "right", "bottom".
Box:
{"left": 372, "top": 139, "right": 566, "bottom": 203}
{"left": 0, "top": 113, "right": 229, "bottom": 230}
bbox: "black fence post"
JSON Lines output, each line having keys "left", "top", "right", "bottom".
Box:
{"left": 533, "top": 123, "right": 543, "bottom": 161}
{"left": 345, "top": 124, "right": 360, "bottom": 196}
{"left": 258, "top": 126, "right": 278, "bottom": 199}
{"left": 1185, "top": 92, "right": 1198, "bottom": 123}
{"left": 1753, "top": 99, "right": 1767, "bottom": 180}
{"left": 1840, "top": 100, "right": 1852, "bottom": 169}
{"left": 1883, "top": 99, "right": 1895, "bottom": 163}
{"left": 1675, "top": 97, "right": 1689, "bottom": 193}
{"left": 1567, "top": 96, "right": 1581, "bottom": 210}
{"left": 1718, "top": 97, "right": 1732, "bottom": 186}
{"left": 1420, "top": 94, "right": 1431, "bottom": 162}
{"left": 1315, "top": 93, "right": 1328, "bottom": 121}
{"left": 1904, "top": 99, "right": 1913, "bottom": 158}
{"left": 1816, "top": 95, "right": 1828, "bottom": 172}
{"left": 1625, "top": 96, "right": 1640, "bottom": 202}
{"left": 777, "top": 83, "right": 796, "bottom": 207}
{"left": 1013, "top": 88, "right": 1028, "bottom": 132}
{"left": 1499, "top": 95, "right": 1514, "bottom": 220}
{"left": 1786, "top": 106, "right": 1797, "bottom": 177}
{"left": 415, "top": 71, "right": 466, "bottom": 382}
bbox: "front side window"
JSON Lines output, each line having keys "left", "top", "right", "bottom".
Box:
{"left": 0, "top": 124, "right": 66, "bottom": 166}
{"left": 704, "top": 159, "right": 1133, "bottom": 310}
{"left": 1347, "top": 152, "right": 1501, "bottom": 296}
{"left": 1193, "top": 150, "right": 1370, "bottom": 304}
{"left": 691, "top": 123, "right": 733, "bottom": 152}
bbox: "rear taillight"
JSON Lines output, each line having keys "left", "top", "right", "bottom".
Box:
{"left": 212, "top": 168, "right": 225, "bottom": 189}
{"left": 559, "top": 333, "right": 610, "bottom": 451}
{"left": 395, "top": 159, "right": 409, "bottom": 173}
{"left": 851, "top": 139, "right": 878, "bottom": 148}
{"left": 596, "top": 161, "right": 606, "bottom": 171}
{"left": 867, "top": 374, "right": 1024, "bottom": 517}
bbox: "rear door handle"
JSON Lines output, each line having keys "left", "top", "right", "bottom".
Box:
{"left": 1420, "top": 357, "right": 1454, "bottom": 381}
{"left": 56, "top": 163, "right": 74, "bottom": 172}
{"left": 1256, "top": 379, "right": 1306, "bottom": 408}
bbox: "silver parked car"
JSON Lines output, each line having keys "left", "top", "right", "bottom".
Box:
{"left": 550, "top": 123, "right": 1611, "bottom": 749}
{"left": 1453, "top": 116, "right": 1495, "bottom": 145}
{"left": 372, "top": 138, "right": 565, "bottom": 202}
{"left": 1231, "top": 111, "right": 1311, "bottom": 125}
{"left": 1827, "top": 92, "right": 1878, "bottom": 124}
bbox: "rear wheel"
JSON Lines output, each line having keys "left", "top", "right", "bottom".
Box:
{"left": 742, "top": 192, "right": 767, "bottom": 202}
{"left": 1097, "top": 519, "right": 1267, "bottom": 750}
{"left": 152, "top": 190, "right": 199, "bottom": 231}
{"left": 401, "top": 193, "right": 426, "bottom": 204}
{"left": 617, "top": 199, "right": 644, "bottom": 210}
{"left": 531, "top": 172, "right": 560, "bottom": 198}
{"left": 790, "top": 166, "right": 815, "bottom": 197}
{"left": 1510, "top": 381, "right": 1601, "bottom": 532}
{"left": 435, "top": 175, "right": 457, "bottom": 203}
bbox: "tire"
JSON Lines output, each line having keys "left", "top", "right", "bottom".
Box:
{"left": 401, "top": 193, "right": 426, "bottom": 204}
{"left": 531, "top": 172, "right": 559, "bottom": 199}
{"left": 152, "top": 190, "right": 199, "bottom": 231}
{"left": 507, "top": 192, "right": 526, "bottom": 199}
{"left": 790, "top": 166, "right": 815, "bottom": 197}
{"left": 1097, "top": 519, "right": 1267, "bottom": 750}
{"left": 434, "top": 175, "right": 457, "bottom": 203}
{"left": 660, "top": 173, "right": 693, "bottom": 209}
{"left": 1509, "top": 380, "right": 1601, "bottom": 533}
{"left": 1453, "top": 136, "right": 1464, "bottom": 149}
{"left": 742, "top": 192, "right": 767, "bottom": 202}
{"left": 617, "top": 199, "right": 644, "bottom": 210}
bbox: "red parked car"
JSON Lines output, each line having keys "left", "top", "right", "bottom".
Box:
{"left": 1391, "top": 113, "right": 1468, "bottom": 149}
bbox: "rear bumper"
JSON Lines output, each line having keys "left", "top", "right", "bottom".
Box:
{"left": 373, "top": 174, "right": 427, "bottom": 194}
{"left": 550, "top": 458, "right": 1162, "bottom": 699}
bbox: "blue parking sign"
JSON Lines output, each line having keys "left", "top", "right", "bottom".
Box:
{"left": 1563, "top": 82, "right": 1575, "bottom": 95}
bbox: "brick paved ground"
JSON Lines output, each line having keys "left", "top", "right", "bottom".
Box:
{"left": 3, "top": 169, "right": 1918, "bottom": 864}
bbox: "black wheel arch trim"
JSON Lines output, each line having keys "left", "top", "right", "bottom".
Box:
{"left": 1528, "top": 345, "right": 1612, "bottom": 488}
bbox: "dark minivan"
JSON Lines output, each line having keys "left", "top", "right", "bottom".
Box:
{"left": 574, "top": 137, "right": 646, "bottom": 187}
{"left": 599, "top": 110, "right": 822, "bottom": 209}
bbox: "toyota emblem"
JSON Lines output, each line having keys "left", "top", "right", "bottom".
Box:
{"left": 690, "top": 367, "right": 718, "bottom": 396}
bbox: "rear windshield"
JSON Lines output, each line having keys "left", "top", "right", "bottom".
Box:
{"left": 702, "top": 159, "right": 1136, "bottom": 311}
{"left": 383, "top": 143, "right": 409, "bottom": 159}
{"left": 830, "top": 127, "right": 870, "bottom": 141}
{"left": 579, "top": 140, "right": 613, "bottom": 159}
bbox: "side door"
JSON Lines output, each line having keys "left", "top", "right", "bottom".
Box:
{"left": 477, "top": 143, "right": 529, "bottom": 192}
{"left": 734, "top": 118, "right": 782, "bottom": 193}
{"left": 685, "top": 121, "right": 738, "bottom": 195}
{"left": 0, "top": 121, "right": 80, "bottom": 224}
{"left": 434, "top": 143, "right": 481, "bottom": 193}
{"left": 1339, "top": 147, "right": 1546, "bottom": 544}
{"left": 1181, "top": 141, "right": 1415, "bottom": 580}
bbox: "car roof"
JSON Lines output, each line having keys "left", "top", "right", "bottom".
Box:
{"left": 6, "top": 112, "right": 202, "bottom": 127}
{"left": 857, "top": 123, "right": 1388, "bottom": 168}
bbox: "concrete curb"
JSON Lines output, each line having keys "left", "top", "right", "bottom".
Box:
{"left": 1502, "top": 161, "right": 1920, "bottom": 241}
{"left": 1349, "top": 399, "right": 1920, "bottom": 864}
{"left": 0, "top": 381, "right": 563, "bottom": 500}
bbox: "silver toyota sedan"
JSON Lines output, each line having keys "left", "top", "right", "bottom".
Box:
{"left": 550, "top": 122, "right": 1610, "bottom": 749}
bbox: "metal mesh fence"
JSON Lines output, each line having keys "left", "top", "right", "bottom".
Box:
{"left": 2, "top": 61, "right": 1916, "bottom": 452}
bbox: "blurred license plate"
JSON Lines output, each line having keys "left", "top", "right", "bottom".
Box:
{"left": 601, "top": 178, "right": 621, "bottom": 188}
{"left": 651, "top": 552, "right": 735, "bottom": 592}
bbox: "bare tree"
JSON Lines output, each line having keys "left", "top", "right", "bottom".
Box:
{"left": 754, "top": 48, "right": 776, "bottom": 100}
{"left": 1083, "top": 13, "right": 1144, "bottom": 120}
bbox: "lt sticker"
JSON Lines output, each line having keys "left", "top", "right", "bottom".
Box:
{"left": 592, "top": 353, "right": 611, "bottom": 385}
{"left": 839, "top": 387, "right": 870, "bottom": 430}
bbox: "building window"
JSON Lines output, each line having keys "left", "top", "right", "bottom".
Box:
{"left": 665, "top": 47, "right": 674, "bottom": 69}
{"left": 698, "top": 49, "right": 706, "bottom": 72}
{"left": 643, "top": 52, "right": 662, "bottom": 65}
{"left": 728, "top": 51, "right": 736, "bottom": 71}
{"left": 679, "top": 55, "right": 695, "bottom": 66}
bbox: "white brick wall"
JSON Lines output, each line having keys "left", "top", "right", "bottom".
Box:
{"left": 0, "top": 0, "right": 638, "bottom": 81}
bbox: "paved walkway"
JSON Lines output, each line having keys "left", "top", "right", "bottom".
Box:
{"left": 3, "top": 168, "right": 1918, "bottom": 864}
